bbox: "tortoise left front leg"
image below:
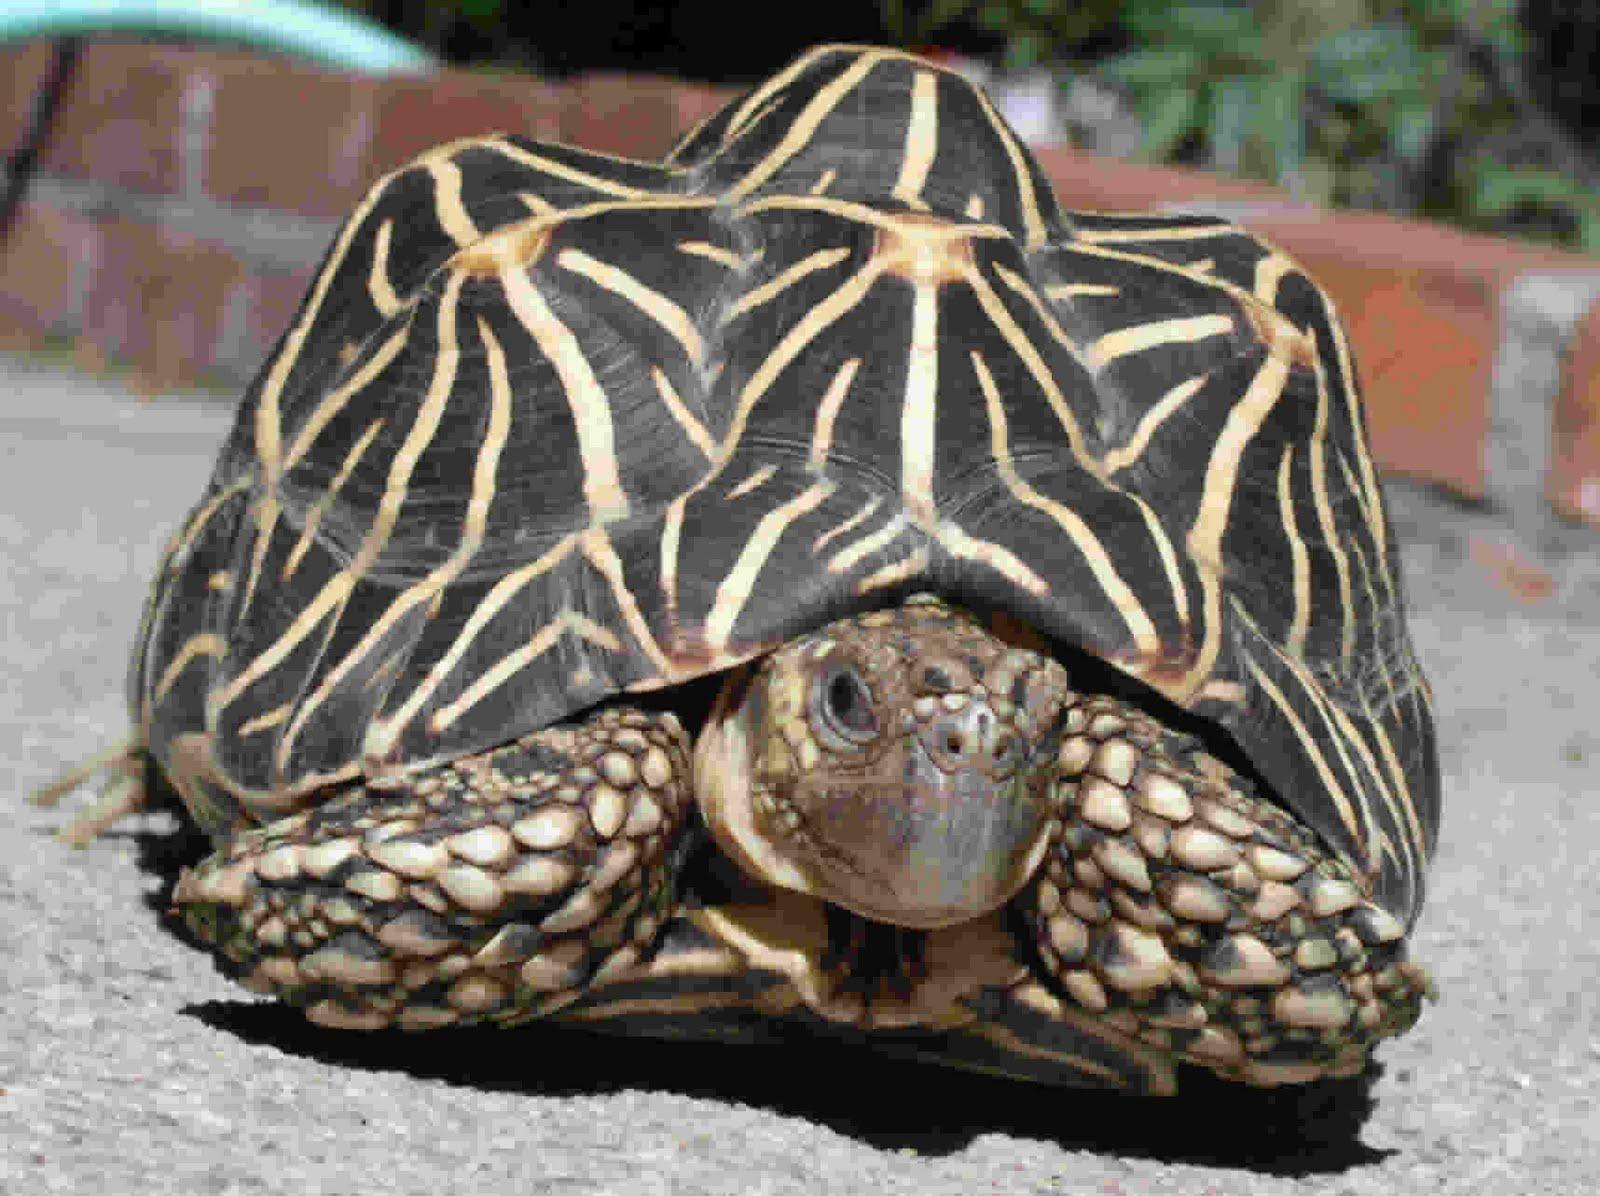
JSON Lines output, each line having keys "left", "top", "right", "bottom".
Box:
{"left": 174, "top": 709, "right": 692, "bottom": 1030}
{"left": 1019, "top": 695, "right": 1434, "bottom": 1086}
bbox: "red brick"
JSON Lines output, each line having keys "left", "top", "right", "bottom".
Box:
{"left": 1243, "top": 208, "right": 1582, "bottom": 499}
{"left": 80, "top": 217, "right": 248, "bottom": 388}
{"left": 369, "top": 69, "right": 561, "bottom": 177}
{"left": 559, "top": 74, "right": 681, "bottom": 161}
{"left": 35, "top": 43, "right": 192, "bottom": 194}
{"left": 0, "top": 202, "right": 102, "bottom": 339}
{"left": 1550, "top": 299, "right": 1600, "bottom": 527}
{"left": 1309, "top": 261, "right": 1494, "bottom": 497}
{"left": 1034, "top": 144, "right": 1293, "bottom": 212}
{"left": 204, "top": 58, "right": 377, "bottom": 219}
{"left": 0, "top": 45, "right": 56, "bottom": 158}
{"left": 236, "top": 266, "right": 318, "bottom": 366}
{"left": 671, "top": 82, "right": 740, "bottom": 145}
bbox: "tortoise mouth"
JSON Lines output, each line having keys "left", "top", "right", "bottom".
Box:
{"left": 766, "top": 736, "right": 1055, "bottom": 928}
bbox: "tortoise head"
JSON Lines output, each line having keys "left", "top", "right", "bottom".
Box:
{"left": 696, "top": 597, "right": 1071, "bottom": 929}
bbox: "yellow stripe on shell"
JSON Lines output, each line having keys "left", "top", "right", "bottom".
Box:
{"left": 724, "top": 50, "right": 889, "bottom": 201}
{"left": 557, "top": 247, "right": 706, "bottom": 365}
{"left": 1073, "top": 221, "right": 1235, "bottom": 244}
{"left": 1277, "top": 444, "right": 1312, "bottom": 658}
{"left": 705, "top": 482, "right": 834, "bottom": 652}
{"left": 283, "top": 328, "right": 409, "bottom": 471}
{"left": 890, "top": 70, "right": 939, "bottom": 209}
{"left": 278, "top": 312, "right": 513, "bottom": 774}
{"left": 808, "top": 357, "right": 861, "bottom": 473}
{"left": 900, "top": 278, "right": 940, "bottom": 526}
{"left": 961, "top": 262, "right": 1099, "bottom": 477}
{"left": 1129, "top": 492, "right": 1192, "bottom": 633}
{"left": 824, "top": 510, "right": 906, "bottom": 574}
{"left": 853, "top": 549, "right": 930, "bottom": 596}
{"left": 215, "top": 272, "right": 470, "bottom": 717}
{"left": 966, "top": 85, "right": 1048, "bottom": 249}
{"left": 723, "top": 246, "right": 851, "bottom": 324}
{"left": 484, "top": 138, "right": 659, "bottom": 200}
{"left": 580, "top": 528, "right": 679, "bottom": 678}
{"left": 726, "top": 464, "right": 778, "bottom": 500}
{"left": 363, "top": 535, "right": 578, "bottom": 760}
{"left": 282, "top": 416, "right": 387, "bottom": 581}
{"left": 650, "top": 368, "right": 716, "bottom": 460}
{"left": 153, "top": 633, "right": 226, "bottom": 703}
{"left": 716, "top": 257, "right": 888, "bottom": 478}
{"left": 1087, "top": 314, "right": 1236, "bottom": 369}
{"left": 517, "top": 191, "right": 558, "bottom": 218}
{"left": 1046, "top": 282, "right": 1120, "bottom": 300}
{"left": 500, "top": 267, "right": 629, "bottom": 524}
{"left": 676, "top": 240, "right": 743, "bottom": 269}
{"left": 1178, "top": 349, "right": 1290, "bottom": 699}
{"left": 426, "top": 610, "right": 608, "bottom": 734}
{"left": 425, "top": 157, "right": 480, "bottom": 248}
{"left": 739, "top": 193, "right": 1014, "bottom": 242}
{"left": 1101, "top": 375, "right": 1208, "bottom": 476}
{"left": 235, "top": 702, "right": 293, "bottom": 739}
{"left": 969, "top": 350, "right": 1158, "bottom": 656}
{"left": 811, "top": 496, "right": 880, "bottom": 555}
{"left": 1302, "top": 342, "right": 1356, "bottom": 668}
{"left": 934, "top": 520, "right": 1049, "bottom": 597}
{"left": 716, "top": 43, "right": 841, "bottom": 149}
{"left": 1362, "top": 696, "right": 1429, "bottom": 885}
{"left": 990, "top": 261, "right": 1097, "bottom": 384}
{"left": 367, "top": 218, "right": 402, "bottom": 316}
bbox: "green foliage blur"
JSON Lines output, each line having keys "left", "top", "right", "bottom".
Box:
{"left": 924, "top": 0, "right": 1600, "bottom": 253}
{"left": 342, "top": 1, "right": 1597, "bottom": 253}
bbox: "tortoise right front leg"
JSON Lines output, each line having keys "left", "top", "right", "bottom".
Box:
{"left": 1020, "top": 695, "right": 1434, "bottom": 1086}
{"left": 174, "top": 708, "right": 692, "bottom": 1030}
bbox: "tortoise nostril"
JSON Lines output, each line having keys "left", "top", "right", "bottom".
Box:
{"left": 924, "top": 706, "right": 1018, "bottom": 768}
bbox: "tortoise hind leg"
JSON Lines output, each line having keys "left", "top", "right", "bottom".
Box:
{"left": 1023, "top": 695, "right": 1433, "bottom": 1087}
{"left": 173, "top": 708, "right": 692, "bottom": 1031}
{"left": 30, "top": 740, "right": 148, "bottom": 846}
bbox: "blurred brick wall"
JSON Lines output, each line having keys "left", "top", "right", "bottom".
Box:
{"left": 4, "top": 41, "right": 1599, "bottom": 527}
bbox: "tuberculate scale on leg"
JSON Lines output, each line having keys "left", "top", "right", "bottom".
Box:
{"left": 1023, "top": 694, "right": 1433, "bottom": 1086}
{"left": 173, "top": 709, "right": 692, "bottom": 1030}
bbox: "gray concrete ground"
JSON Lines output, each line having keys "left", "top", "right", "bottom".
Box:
{"left": 3, "top": 352, "right": 1597, "bottom": 1194}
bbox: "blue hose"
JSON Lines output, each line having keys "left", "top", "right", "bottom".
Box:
{"left": 0, "top": 0, "right": 437, "bottom": 75}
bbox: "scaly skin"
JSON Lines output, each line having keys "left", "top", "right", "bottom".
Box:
{"left": 173, "top": 708, "right": 693, "bottom": 1029}
{"left": 696, "top": 596, "right": 1433, "bottom": 1085}
{"left": 124, "top": 597, "right": 1431, "bottom": 1083}
{"left": 1022, "top": 694, "right": 1433, "bottom": 1086}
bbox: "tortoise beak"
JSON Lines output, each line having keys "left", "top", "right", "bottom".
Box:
{"left": 796, "top": 701, "right": 1054, "bottom": 928}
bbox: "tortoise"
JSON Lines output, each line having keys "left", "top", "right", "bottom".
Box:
{"left": 39, "top": 44, "right": 1437, "bottom": 1094}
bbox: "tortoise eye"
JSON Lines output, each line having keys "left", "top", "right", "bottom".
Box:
{"left": 811, "top": 665, "right": 879, "bottom": 748}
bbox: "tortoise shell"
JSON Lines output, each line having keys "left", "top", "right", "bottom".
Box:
{"left": 133, "top": 45, "right": 1438, "bottom": 930}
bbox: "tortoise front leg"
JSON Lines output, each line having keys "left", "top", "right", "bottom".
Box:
{"left": 1021, "top": 695, "right": 1434, "bottom": 1086}
{"left": 174, "top": 709, "right": 692, "bottom": 1030}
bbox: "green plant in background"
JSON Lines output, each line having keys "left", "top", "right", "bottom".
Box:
{"left": 1100, "top": 0, "right": 1599, "bottom": 250}
{"left": 886, "top": 0, "right": 1599, "bottom": 253}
